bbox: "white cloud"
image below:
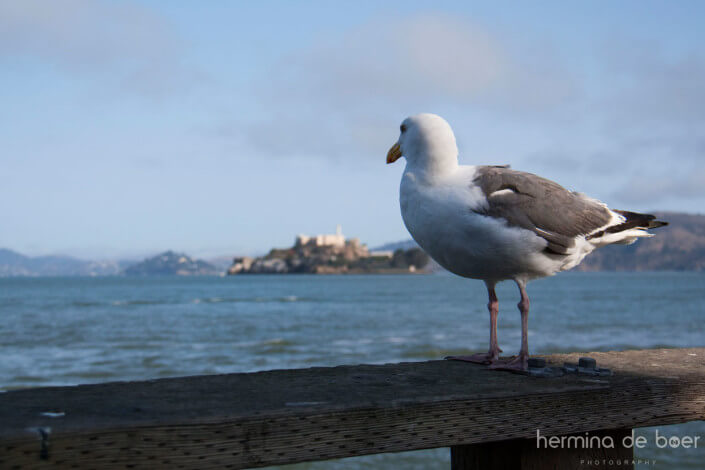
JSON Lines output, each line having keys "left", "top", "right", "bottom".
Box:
{"left": 290, "top": 14, "right": 576, "bottom": 111}
{"left": 239, "top": 13, "right": 578, "bottom": 160}
{"left": 0, "top": 0, "right": 192, "bottom": 97}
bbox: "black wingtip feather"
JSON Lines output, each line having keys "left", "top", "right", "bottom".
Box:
{"left": 587, "top": 210, "right": 668, "bottom": 240}
{"left": 612, "top": 210, "right": 668, "bottom": 232}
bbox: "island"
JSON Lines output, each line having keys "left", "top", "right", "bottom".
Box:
{"left": 228, "top": 226, "right": 429, "bottom": 275}
{"left": 124, "top": 251, "right": 219, "bottom": 276}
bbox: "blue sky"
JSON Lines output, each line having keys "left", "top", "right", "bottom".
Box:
{"left": 2, "top": 1, "right": 704, "bottom": 259}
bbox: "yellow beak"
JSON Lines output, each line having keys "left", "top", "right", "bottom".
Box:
{"left": 386, "top": 142, "right": 402, "bottom": 164}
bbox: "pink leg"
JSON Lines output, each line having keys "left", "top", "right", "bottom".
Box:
{"left": 489, "top": 279, "right": 530, "bottom": 371}
{"left": 448, "top": 281, "right": 502, "bottom": 364}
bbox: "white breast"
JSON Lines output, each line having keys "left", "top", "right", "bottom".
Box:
{"left": 399, "top": 165, "right": 561, "bottom": 281}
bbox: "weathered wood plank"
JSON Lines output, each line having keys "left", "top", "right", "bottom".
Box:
{"left": 451, "top": 429, "right": 634, "bottom": 470}
{"left": 1, "top": 348, "right": 704, "bottom": 469}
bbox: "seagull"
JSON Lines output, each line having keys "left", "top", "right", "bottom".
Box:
{"left": 386, "top": 113, "right": 667, "bottom": 371}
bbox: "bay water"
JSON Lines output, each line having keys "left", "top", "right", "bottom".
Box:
{"left": 1, "top": 272, "right": 703, "bottom": 468}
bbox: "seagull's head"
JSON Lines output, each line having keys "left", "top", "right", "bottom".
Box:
{"left": 386, "top": 113, "right": 459, "bottom": 174}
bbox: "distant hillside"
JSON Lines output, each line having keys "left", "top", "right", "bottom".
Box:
{"left": 379, "top": 211, "right": 705, "bottom": 272}
{"left": 123, "top": 251, "right": 220, "bottom": 276}
{"left": 0, "top": 249, "right": 125, "bottom": 277}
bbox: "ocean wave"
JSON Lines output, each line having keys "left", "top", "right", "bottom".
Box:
{"left": 332, "top": 338, "right": 373, "bottom": 346}
{"left": 108, "top": 296, "right": 311, "bottom": 306}
{"left": 262, "top": 338, "right": 297, "bottom": 346}
{"left": 252, "top": 296, "right": 310, "bottom": 303}
{"left": 130, "top": 296, "right": 316, "bottom": 305}
{"left": 385, "top": 336, "right": 407, "bottom": 344}
{"left": 71, "top": 301, "right": 103, "bottom": 307}
{"left": 111, "top": 299, "right": 167, "bottom": 306}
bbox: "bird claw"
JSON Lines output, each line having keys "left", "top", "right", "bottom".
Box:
{"left": 446, "top": 351, "right": 501, "bottom": 365}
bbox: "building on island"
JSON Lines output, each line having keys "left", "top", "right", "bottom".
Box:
{"left": 294, "top": 225, "right": 368, "bottom": 260}
{"left": 295, "top": 224, "right": 346, "bottom": 248}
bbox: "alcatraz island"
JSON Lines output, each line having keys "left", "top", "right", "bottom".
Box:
{"left": 228, "top": 225, "right": 429, "bottom": 275}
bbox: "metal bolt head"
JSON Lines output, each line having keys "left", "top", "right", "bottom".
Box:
{"left": 528, "top": 357, "right": 546, "bottom": 368}
{"left": 578, "top": 357, "right": 597, "bottom": 369}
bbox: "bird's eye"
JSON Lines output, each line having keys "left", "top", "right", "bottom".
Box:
{"left": 400, "top": 124, "right": 407, "bottom": 133}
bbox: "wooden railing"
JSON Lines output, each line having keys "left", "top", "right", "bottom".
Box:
{"left": 1, "top": 348, "right": 704, "bottom": 469}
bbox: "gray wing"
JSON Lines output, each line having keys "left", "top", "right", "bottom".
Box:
{"left": 473, "top": 166, "right": 612, "bottom": 255}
